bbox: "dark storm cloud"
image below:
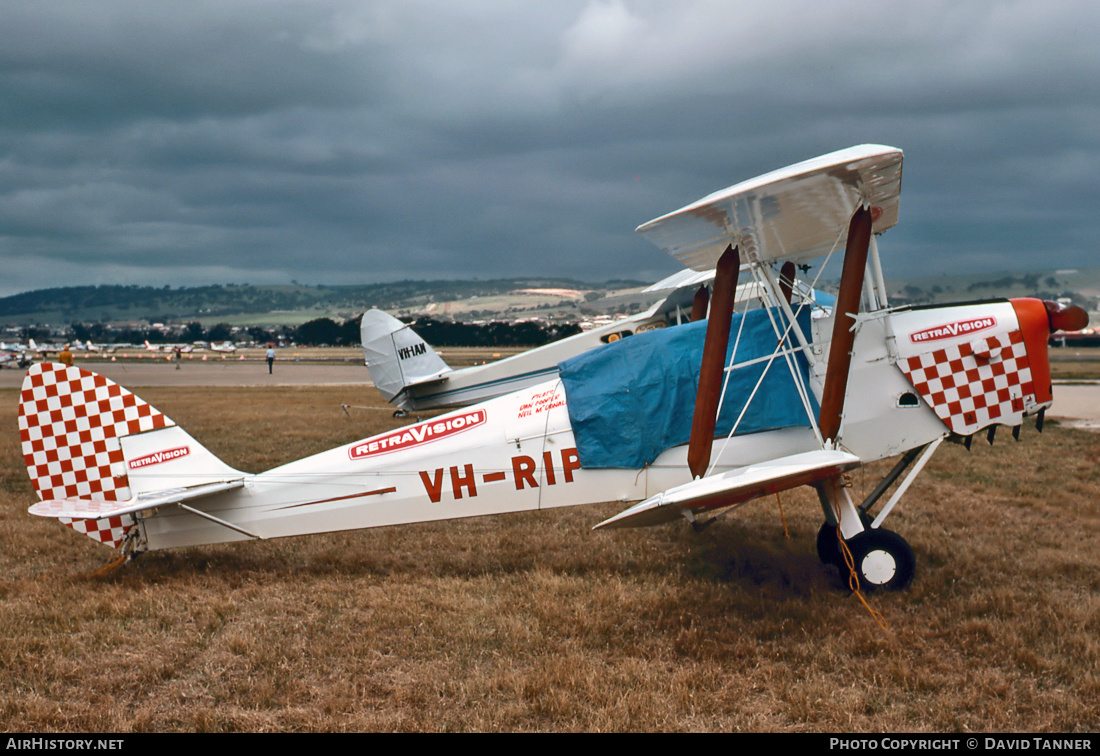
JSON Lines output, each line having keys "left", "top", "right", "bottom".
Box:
{"left": 1, "top": 1, "right": 1098, "bottom": 295}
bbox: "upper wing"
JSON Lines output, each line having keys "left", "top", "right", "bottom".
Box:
{"left": 593, "top": 450, "right": 860, "bottom": 530}
{"left": 636, "top": 144, "right": 902, "bottom": 271}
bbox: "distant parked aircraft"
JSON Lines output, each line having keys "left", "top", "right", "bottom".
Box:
{"left": 361, "top": 276, "right": 833, "bottom": 413}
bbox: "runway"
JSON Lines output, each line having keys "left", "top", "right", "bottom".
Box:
{"left": 0, "top": 361, "right": 371, "bottom": 389}
{"left": 1049, "top": 382, "right": 1100, "bottom": 430}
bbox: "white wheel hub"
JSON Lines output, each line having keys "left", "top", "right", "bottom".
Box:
{"left": 860, "top": 549, "right": 898, "bottom": 585}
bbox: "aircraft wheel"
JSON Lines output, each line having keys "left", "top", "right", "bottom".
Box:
{"left": 844, "top": 528, "right": 915, "bottom": 592}
{"left": 392, "top": 409, "right": 408, "bottom": 418}
{"left": 816, "top": 522, "right": 841, "bottom": 565}
{"left": 816, "top": 513, "right": 873, "bottom": 565}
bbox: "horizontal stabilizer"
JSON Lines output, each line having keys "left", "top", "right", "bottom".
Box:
{"left": 405, "top": 369, "right": 451, "bottom": 387}
{"left": 593, "top": 450, "right": 861, "bottom": 530}
{"left": 29, "top": 479, "right": 245, "bottom": 521}
{"left": 636, "top": 145, "right": 902, "bottom": 271}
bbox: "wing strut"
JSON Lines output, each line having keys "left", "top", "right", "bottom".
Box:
{"left": 688, "top": 245, "right": 739, "bottom": 479}
{"left": 690, "top": 284, "right": 710, "bottom": 323}
{"left": 818, "top": 207, "right": 873, "bottom": 446}
{"left": 778, "top": 261, "right": 797, "bottom": 305}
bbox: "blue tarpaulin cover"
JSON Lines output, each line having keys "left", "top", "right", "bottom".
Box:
{"left": 558, "top": 307, "right": 816, "bottom": 469}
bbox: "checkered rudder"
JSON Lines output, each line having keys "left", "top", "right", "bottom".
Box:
{"left": 18, "top": 362, "right": 175, "bottom": 547}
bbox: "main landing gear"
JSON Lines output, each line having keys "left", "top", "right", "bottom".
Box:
{"left": 816, "top": 521, "right": 915, "bottom": 592}
{"left": 814, "top": 440, "right": 941, "bottom": 592}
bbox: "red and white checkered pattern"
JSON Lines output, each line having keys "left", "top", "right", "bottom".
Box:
{"left": 18, "top": 363, "right": 174, "bottom": 547}
{"left": 59, "top": 515, "right": 132, "bottom": 547}
{"left": 898, "top": 330, "right": 1036, "bottom": 436}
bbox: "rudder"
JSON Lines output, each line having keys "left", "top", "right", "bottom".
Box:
{"left": 361, "top": 309, "right": 451, "bottom": 407}
{"left": 18, "top": 362, "right": 239, "bottom": 548}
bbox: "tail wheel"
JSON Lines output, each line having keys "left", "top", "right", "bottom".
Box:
{"left": 844, "top": 528, "right": 915, "bottom": 591}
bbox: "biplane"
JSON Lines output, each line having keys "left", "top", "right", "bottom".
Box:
{"left": 19, "top": 144, "right": 1087, "bottom": 591}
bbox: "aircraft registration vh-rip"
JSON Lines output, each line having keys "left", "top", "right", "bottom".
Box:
{"left": 19, "top": 145, "right": 1089, "bottom": 591}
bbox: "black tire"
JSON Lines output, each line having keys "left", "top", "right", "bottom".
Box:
{"left": 844, "top": 528, "right": 916, "bottom": 591}
{"left": 817, "top": 522, "right": 842, "bottom": 566}
{"left": 816, "top": 513, "right": 873, "bottom": 566}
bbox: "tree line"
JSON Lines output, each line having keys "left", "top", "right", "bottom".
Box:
{"left": 61, "top": 315, "right": 581, "bottom": 348}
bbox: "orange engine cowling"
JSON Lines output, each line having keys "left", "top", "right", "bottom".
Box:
{"left": 1010, "top": 298, "right": 1090, "bottom": 408}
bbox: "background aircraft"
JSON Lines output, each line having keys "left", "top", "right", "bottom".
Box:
{"left": 0, "top": 346, "right": 31, "bottom": 369}
{"left": 144, "top": 341, "right": 194, "bottom": 354}
{"left": 361, "top": 276, "right": 835, "bottom": 413}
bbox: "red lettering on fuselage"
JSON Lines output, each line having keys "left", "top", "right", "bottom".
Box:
{"left": 513, "top": 456, "right": 538, "bottom": 490}
{"left": 909, "top": 317, "right": 997, "bottom": 344}
{"left": 420, "top": 469, "right": 445, "bottom": 503}
{"left": 542, "top": 451, "right": 556, "bottom": 485}
{"left": 451, "top": 464, "right": 477, "bottom": 499}
{"left": 561, "top": 448, "right": 581, "bottom": 483}
{"left": 350, "top": 410, "right": 487, "bottom": 460}
{"left": 417, "top": 448, "right": 582, "bottom": 502}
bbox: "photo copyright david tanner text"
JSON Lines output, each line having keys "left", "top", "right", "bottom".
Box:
{"left": 830, "top": 737, "right": 1093, "bottom": 751}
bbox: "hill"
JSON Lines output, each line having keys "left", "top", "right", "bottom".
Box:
{"left": 0, "top": 279, "right": 648, "bottom": 328}
{"left": 2, "top": 267, "right": 1098, "bottom": 330}
{"left": 882, "top": 267, "right": 1100, "bottom": 310}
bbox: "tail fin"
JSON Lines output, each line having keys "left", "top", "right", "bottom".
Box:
{"left": 18, "top": 362, "right": 241, "bottom": 548}
{"left": 361, "top": 309, "right": 451, "bottom": 406}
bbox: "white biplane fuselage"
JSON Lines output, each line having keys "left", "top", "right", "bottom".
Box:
{"left": 129, "top": 297, "right": 1033, "bottom": 549}
{"left": 20, "top": 145, "right": 1084, "bottom": 591}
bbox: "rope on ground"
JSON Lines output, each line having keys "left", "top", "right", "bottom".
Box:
{"left": 87, "top": 552, "right": 128, "bottom": 578}
{"left": 836, "top": 526, "right": 890, "bottom": 632}
{"left": 774, "top": 491, "right": 790, "bottom": 539}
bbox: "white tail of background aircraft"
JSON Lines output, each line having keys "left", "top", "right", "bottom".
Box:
{"left": 360, "top": 280, "right": 831, "bottom": 412}
{"left": 361, "top": 309, "right": 453, "bottom": 407}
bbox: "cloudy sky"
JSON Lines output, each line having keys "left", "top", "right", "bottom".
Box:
{"left": 1, "top": 1, "right": 1097, "bottom": 296}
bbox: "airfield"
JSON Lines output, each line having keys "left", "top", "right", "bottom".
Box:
{"left": 3, "top": 346, "right": 1098, "bottom": 425}
{"left": 1, "top": 348, "right": 1099, "bottom": 731}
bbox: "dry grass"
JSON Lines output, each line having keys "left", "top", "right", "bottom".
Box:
{"left": 1, "top": 384, "right": 1098, "bottom": 732}
{"left": 1050, "top": 347, "right": 1100, "bottom": 381}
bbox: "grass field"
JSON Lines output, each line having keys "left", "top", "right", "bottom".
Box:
{"left": 1, "top": 382, "right": 1098, "bottom": 732}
